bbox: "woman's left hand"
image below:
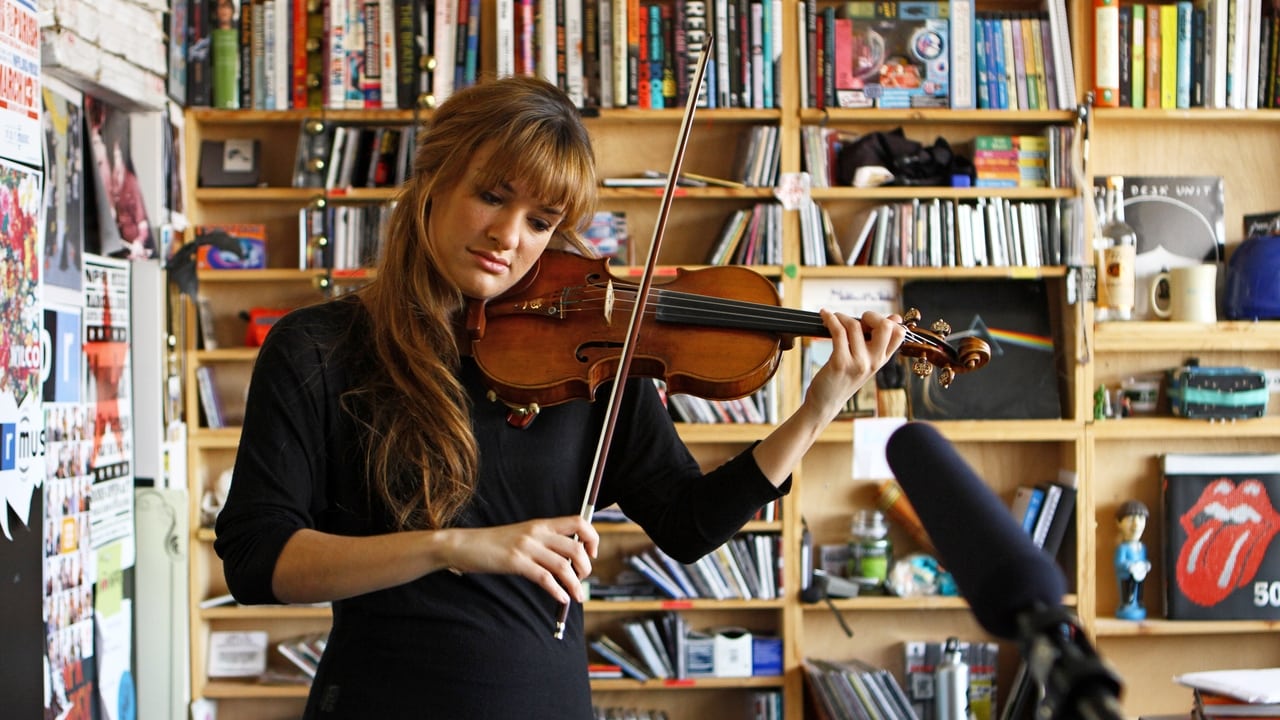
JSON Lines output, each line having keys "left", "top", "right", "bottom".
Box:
{"left": 803, "top": 310, "right": 906, "bottom": 423}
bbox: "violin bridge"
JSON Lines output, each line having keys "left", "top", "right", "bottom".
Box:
{"left": 603, "top": 279, "right": 614, "bottom": 325}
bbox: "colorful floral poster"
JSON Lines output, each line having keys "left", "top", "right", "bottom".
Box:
{"left": 0, "top": 155, "right": 45, "bottom": 538}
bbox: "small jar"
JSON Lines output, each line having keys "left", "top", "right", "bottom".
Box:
{"left": 848, "top": 510, "right": 893, "bottom": 592}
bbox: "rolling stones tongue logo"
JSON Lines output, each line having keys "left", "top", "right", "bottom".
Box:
{"left": 1177, "top": 478, "right": 1280, "bottom": 606}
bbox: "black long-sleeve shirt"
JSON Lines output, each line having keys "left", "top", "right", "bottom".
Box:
{"left": 215, "top": 295, "right": 788, "bottom": 719}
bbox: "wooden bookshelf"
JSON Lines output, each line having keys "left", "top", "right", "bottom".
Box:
{"left": 178, "top": 1, "right": 1280, "bottom": 718}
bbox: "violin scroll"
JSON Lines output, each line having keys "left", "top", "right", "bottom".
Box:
{"left": 897, "top": 309, "right": 991, "bottom": 389}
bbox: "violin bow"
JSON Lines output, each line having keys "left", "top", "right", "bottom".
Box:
{"left": 553, "top": 38, "right": 716, "bottom": 639}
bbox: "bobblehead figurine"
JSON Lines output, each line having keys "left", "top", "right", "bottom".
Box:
{"left": 1115, "top": 500, "right": 1153, "bottom": 620}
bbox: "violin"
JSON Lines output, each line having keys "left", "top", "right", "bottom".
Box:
{"left": 465, "top": 249, "right": 991, "bottom": 413}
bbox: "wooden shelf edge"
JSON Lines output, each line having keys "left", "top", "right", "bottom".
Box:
{"left": 799, "top": 265, "right": 1070, "bottom": 279}
{"left": 200, "top": 679, "right": 313, "bottom": 699}
{"left": 585, "top": 598, "right": 786, "bottom": 612}
{"left": 810, "top": 186, "right": 1076, "bottom": 201}
{"left": 1088, "top": 416, "right": 1280, "bottom": 439}
{"left": 1093, "top": 320, "right": 1280, "bottom": 351}
{"left": 593, "top": 519, "right": 781, "bottom": 535}
{"left": 201, "top": 605, "right": 333, "bottom": 621}
{"left": 1094, "top": 617, "right": 1280, "bottom": 637}
{"left": 590, "top": 675, "right": 783, "bottom": 690}
{"left": 799, "top": 108, "right": 1076, "bottom": 124}
{"left": 818, "top": 418, "right": 1082, "bottom": 444}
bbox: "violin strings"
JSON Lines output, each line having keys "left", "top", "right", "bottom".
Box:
{"left": 556, "top": 284, "right": 942, "bottom": 350}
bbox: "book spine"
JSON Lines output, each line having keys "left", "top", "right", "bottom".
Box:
{"left": 597, "top": 0, "right": 614, "bottom": 105}
{"left": 1117, "top": 5, "right": 1132, "bottom": 107}
{"left": 949, "top": 0, "right": 975, "bottom": 109}
{"left": 1191, "top": 5, "right": 1206, "bottom": 106}
{"left": 291, "top": 0, "right": 309, "bottom": 107}
{"left": 239, "top": 0, "right": 254, "bottom": 108}
{"left": 212, "top": 27, "right": 241, "bottom": 108}
{"left": 274, "top": 0, "right": 291, "bottom": 108}
{"left": 713, "top": 0, "right": 729, "bottom": 106}
{"left": 536, "top": 0, "right": 553, "bottom": 81}
{"left": 583, "top": 0, "right": 600, "bottom": 103}
{"left": 326, "top": 0, "right": 348, "bottom": 109}
{"left": 189, "top": 0, "right": 213, "bottom": 107}
{"left": 377, "top": 0, "right": 398, "bottom": 106}
{"left": 485, "top": 0, "right": 510, "bottom": 79}
{"left": 1131, "top": 4, "right": 1145, "bottom": 107}
{"left": 1159, "top": 3, "right": 1177, "bottom": 107}
{"left": 464, "top": 0, "right": 481, "bottom": 86}
{"left": 1093, "top": 0, "right": 1120, "bottom": 106}
{"left": 433, "top": 0, "right": 456, "bottom": 101}
{"left": 393, "top": 0, "right": 415, "bottom": 107}
{"left": 611, "top": 0, "right": 627, "bottom": 105}
{"left": 1176, "top": 1, "right": 1193, "bottom": 107}
{"left": 660, "top": 1, "right": 676, "bottom": 106}
{"left": 1146, "top": 3, "right": 1161, "bottom": 108}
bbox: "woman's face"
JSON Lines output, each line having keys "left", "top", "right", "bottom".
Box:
{"left": 427, "top": 144, "right": 564, "bottom": 300}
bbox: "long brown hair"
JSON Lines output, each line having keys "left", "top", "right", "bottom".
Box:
{"left": 351, "top": 76, "right": 598, "bottom": 531}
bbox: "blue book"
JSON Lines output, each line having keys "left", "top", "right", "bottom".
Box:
{"left": 1011, "top": 485, "right": 1046, "bottom": 535}
{"left": 989, "top": 16, "right": 1009, "bottom": 109}
{"left": 1175, "top": 1, "right": 1192, "bottom": 108}
{"left": 975, "top": 9, "right": 991, "bottom": 108}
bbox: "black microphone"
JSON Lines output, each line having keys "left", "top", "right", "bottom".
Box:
{"left": 886, "top": 421, "right": 1123, "bottom": 720}
{"left": 885, "top": 420, "right": 1065, "bottom": 639}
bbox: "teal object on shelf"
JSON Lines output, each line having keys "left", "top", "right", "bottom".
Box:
{"left": 1225, "top": 234, "right": 1280, "bottom": 320}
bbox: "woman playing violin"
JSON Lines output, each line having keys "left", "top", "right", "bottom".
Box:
{"left": 215, "top": 75, "right": 906, "bottom": 719}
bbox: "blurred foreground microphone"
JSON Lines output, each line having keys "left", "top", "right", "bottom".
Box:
{"left": 886, "top": 421, "right": 1123, "bottom": 720}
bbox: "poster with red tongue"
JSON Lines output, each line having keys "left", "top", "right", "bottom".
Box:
{"left": 1162, "top": 453, "right": 1280, "bottom": 620}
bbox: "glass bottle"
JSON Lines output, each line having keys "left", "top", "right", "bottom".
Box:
{"left": 1095, "top": 175, "right": 1137, "bottom": 321}
{"left": 848, "top": 509, "right": 892, "bottom": 593}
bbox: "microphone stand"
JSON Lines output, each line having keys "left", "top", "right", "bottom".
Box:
{"left": 1016, "top": 604, "right": 1124, "bottom": 720}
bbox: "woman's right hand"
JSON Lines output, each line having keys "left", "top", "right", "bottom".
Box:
{"left": 271, "top": 515, "right": 599, "bottom": 606}
{"left": 442, "top": 516, "right": 600, "bottom": 604}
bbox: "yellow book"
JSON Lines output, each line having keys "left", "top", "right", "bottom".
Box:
{"left": 1160, "top": 3, "right": 1178, "bottom": 107}
{"left": 1020, "top": 14, "right": 1040, "bottom": 108}
{"left": 1131, "top": 4, "right": 1146, "bottom": 107}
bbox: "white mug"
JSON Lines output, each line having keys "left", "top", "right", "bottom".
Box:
{"left": 1150, "top": 264, "right": 1218, "bottom": 322}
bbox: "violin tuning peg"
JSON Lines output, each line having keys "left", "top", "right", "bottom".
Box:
{"left": 930, "top": 319, "right": 952, "bottom": 336}
{"left": 912, "top": 358, "right": 934, "bottom": 379}
{"left": 902, "top": 308, "right": 922, "bottom": 325}
{"left": 937, "top": 366, "right": 955, "bottom": 389}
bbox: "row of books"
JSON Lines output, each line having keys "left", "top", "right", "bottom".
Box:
{"left": 803, "top": 656, "right": 920, "bottom": 720}
{"left": 664, "top": 384, "right": 778, "bottom": 425}
{"left": 801, "top": 196, "right": 1085, "bottom": 270}
{"left": 624, "top": 533, "right": 782, "bottom": 600}
{"left": 799, "top": 0, "right": 1076, "bottom": 111}
{"left": 591, "top": 614, "right": 689, "bottom": 680}
{"left": 903, "top": 640, "right": 1000, "bottom": 720}
{"left": 972, "top": 11, "right": 1073, "bottom": 111}
{"left": 181, "top": 0, "right": 790, "bottom": 111}
{"left": 298, "top": 201, "right": 392, "bottom": 271}
{"left": 590, "top": 707, "right": 671, "bottom": 720}
{"left": 1008, "top": 473, "right": 1078, "bottom": 559}
{"left": 800, "top": 125, "right": 1078, "bottom": 191}
{"left": 292, "top": 121, "right": 418, "bottom": 190}
{"left": 275, "top": 631, "right": 328, "bottom": 678}
{"left": 593, "top": 615, "right": 782, "bottom": 681}
{"left": 1095, "top": 0, "right": 1280, "bottom": 110}
{"left": 704, "top": 202, "right": 783, "bottom": 266}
